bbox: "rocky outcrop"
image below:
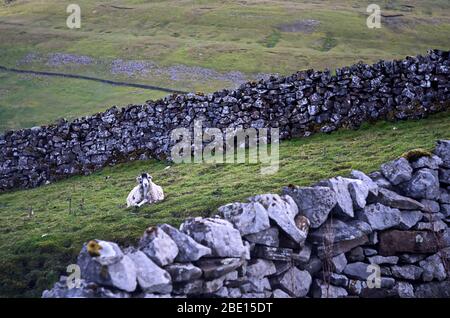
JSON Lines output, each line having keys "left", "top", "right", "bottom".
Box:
{"left": 43, "top": 140, "right": 450, "bottom": 298}
{"left": 2, "top": 50, "right": 450, "bottom": 191}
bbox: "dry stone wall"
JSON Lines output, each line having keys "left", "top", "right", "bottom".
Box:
{"left": 1, "top": 50, "right": 450, "bottom": 191}
{"left": 43, "top": 140, "right": 450, "bottom": 298}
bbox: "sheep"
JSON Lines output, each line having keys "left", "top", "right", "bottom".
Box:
{"left": 126, "top": 173, "right": 164, "bottom": 207}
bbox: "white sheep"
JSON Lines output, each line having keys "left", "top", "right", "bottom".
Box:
{"left": 126, "top": 173, "right": 164, "bottom": 207}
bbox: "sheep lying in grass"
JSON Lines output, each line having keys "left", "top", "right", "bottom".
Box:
{"left": 126, "top": 173, "right": 164, "bottom": 208}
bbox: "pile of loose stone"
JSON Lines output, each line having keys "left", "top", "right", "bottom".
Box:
{"left": 1, "top": 50, "right": 449, "bottom": 191}
{"left": 43, "top": 140, "right": 450, "bottom": 298}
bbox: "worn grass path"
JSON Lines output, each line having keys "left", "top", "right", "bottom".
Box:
{"left": 0, "top": 111, "right": 449, "bottom": 297}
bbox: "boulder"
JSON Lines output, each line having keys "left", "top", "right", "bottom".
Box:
{"left": 343, "top": 262, "right": 371, "bottom": 280}
{"left": 160, "top": 224, "right": 211, "bottom": 262}
{"left": 391, "top": 265, "right": 424, "bottom": 280}
{"left": 379, "top": 230, "right": 440, "bottom": 255}
{"left": 347, "top": 246, "right": 365, "bottom": 262}
{"left": 249, "top": 194, "right": 306, "bottom": 245}
{"left": 319, "top": 177, "right": 355, "bottom": 218}
{"left": 195, "top": 258, "right": 243, "bottom": 280}
{"left": 312, "top": 280, "right": 348, "bottom": 298}
{"left": 376, "top": 188, "right": 425, "bottom": 210}
{"left": 380, "top": 157, "right": 413, "bottom": 185}
{"left": 165, "top": 263, "right": 203, "bottom": 283}
{"left": 393, "top": 282, "right": 415, "bottom": 298}
{"left": 77, "top": 241, "right": 137, "bottom": 293}
{"left": 253, "top": 246, "right": 293, "bottom": 262}
{"left": 308, "top": 219, "right": 372, "bottom": 245}
{"left": 180, "top": 217, "right": 246, "bottom": 258}
{"left": 348, "top": 179, "right": 370, "bottom": 210}
{"left": 282, "top": 185, "right": 337, "bottom": 228}
{"left": 398, "top": 210, "right": 423, "bottom": 230}
{"left": 127, "top": 250, "right": 172, "bottom": 294}
{"left": 139, "top": 226, "right": 179, "bottom": 267}
{"left": 246, "top": 259, "right": 277, "bottom": 278}
{"left": 402, "top": 168, "right": 440, "bottom": 200}
{"left": 357, "top": 203, "right": 401, "bottom": 231}
{"left": 331, "top": 253, "right": 348, "bottom": 273}
{"left": 411, "top": 155, "right": 443, "bottom": 170}
{"left": 350, "top": 170, "right": 379, "bottom": 197}
{"left": 420, "top": 199, "right": 440, "bottom": 213}
{"left": 292, "top": 244, "right": 312, "bottom": 265}
{"left": 270, "top": 267, "right": 312, "bottom": 298}
{"left": 367, "top": 255, "right": 399, "bottom": 265}
{"left": 244, "top": 227, "right": 279, "bottom": 247}
{"left": 434, "top": 140, "right": 450, "bottom": 168}
{"left": 439, "top": 168, "right": 450, "bottom": 184}
{"left": 419, "top": 253, "right": 447, "bottom": 282}
{"left": 218, "top": 201, "right": 270, "bottom": 236}
{"left": 415, "top": 280, "right": 450, "bottom": 297}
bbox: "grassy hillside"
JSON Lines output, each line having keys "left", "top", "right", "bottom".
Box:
{"left": 1, "top": 0, "right": 450, "bottom": 131}
{"left": 0, "top": 111, "right": 449, "bottom": 297}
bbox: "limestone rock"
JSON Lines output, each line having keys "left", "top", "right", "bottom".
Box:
{"left": 402, "top": 168, "right": 440, "bottom": 200}
{"left": 218, "top": 201, "right": 270, "bottom": 236}
{"left": 434, "top": 140, "right": 450, "bottom": 168}
{"left": 312, "top": 280, "right": 348, "bottom": 298}
{"left": 376, "top": 187, "right": 425, "bottom": 210}
{"left": 244, "top": 227, "right": 279, "bottom": 247}
{"left": 357, "top": 203, "right": 401, "bottom": 231}
{"left": 180, "top": 217, "right": 246, "bottom": 258}
{"left": 380, "top": 157, "right": 413, "bottom": 185}
{"left": 282, "top": 185, "right": 337, "bottom": 228}
{"left": 139, "top": 226, "right": 179, "bottom": 267}
{"left": 391, "top": 265, "right": 424, "bottom": 280}
{"left": 127, "top": 250, "right": 172, "bottom": 294}
{"left": 165, "top": 263, "right": 202, "bottom": 283}
{"left": 160, "top": 224, "right": 211, "bottom": 262}
{"left": 270, "top": 267, "right": 312, "bottom": 298}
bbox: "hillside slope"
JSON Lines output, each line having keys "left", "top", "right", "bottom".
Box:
{"left": 0, "top": 111, "right": 449, "bottom": 297}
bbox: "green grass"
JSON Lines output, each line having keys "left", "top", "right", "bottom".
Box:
{"left": 0, "top": 111, "right": 449, "bottom": 297}
{"left": 0, "top": 71, "right": 167, "bottom": 131}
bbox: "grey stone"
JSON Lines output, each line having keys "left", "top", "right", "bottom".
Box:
{"left": 180, "top": 217, "right": 246, "bottom": 258}
{"left": 381, "top": 277, "right": 396, "bottom": 289}
{"left": 434, "top": 140, "right": 450, "bottom": 168}
{"left": 326, "top": 273, "right": 349, "bottom": 287}
{"left": 420, "top": 199, "right": 440, "bottom": 213}
{"left": 331, "top": 253, "right": 347, "bottom": 273}
{"left": 399, "top": 254, "right": 427, "bottom": 264}
{"left": 398, "top": 210, "right": 423, "bottom": 230}
{"left": 415, "top": 220, "right": 447, "bottom": 232}
{"left": 249, "top": 194, "right": 306, "bottom": 245}
{"left": 127, "top": 250, "right": 172, "bottom": 294}
{"left": 350, "top": 170, "right": 379, "bottom": 197}
{"left": 139, "top": 227, "right": 179, "bottom": 267}
{"left": 357, "top": 203, "right": 401, "bottom": 231}
{"left": 298, "top": 256, "right": 322, "bottom": 276}
{"left": 369, "top": 171, "right": 394, "bottom": 189}
{"left": 317, "top": 235, "right": 369, "bottom": 258}
{"left": 347, "top": 246, "right": 365, "bottom": 263}
{"left": 415, "top": 280, "right": 450, "bottom": 298}
{"left": 403, "top": 168, "right": 440, "bottom": 200}
{"left": 173, "top": 280, "right": 203, "bottom": 295}
{"left": 253, "top": 246, "right": 293, "bottom": 261}
{"left": 196, "top": 258, "right": 243, "bottom": 279}
{"left": 244, "top": 227, "right": 279, "bottom": 247}
{"left": 312, "top": 280, "right": 348, "bottom": 298}
{"left": 391, "top": 265, "right": 423, "bottom": 280}
{"left": 441, "top": 204, "right": 450, "bottom": 217}
{"left": 160, "top": 224, "right": 211, "bottom": 262}
{"left": 393, "top": 282, "right": 415, "bottom": 298}
{"left": 380, "top": 157, "right": 413, "bottom": 185}
{"left": 292, "top": 244, "right": 311, "bottom": 265}
{"left": 368, "top": 255, "right": 399, "bottom": 265}
{"left": 411, "top": 155, "right": 443, "bottom": 170}
{"left": 42, "top": 277, "right": 130, "bottom": 298}
{"left": 419, "top": 253, "right": 447, "bottom": 282}
{"left": 364, "top": 248, "right": 377, "bottom": 257}
{"left": 308, "top": 219, "right": 372, "bottom": 245}
{"left": 218, "top": 201, "right": 270, "bottom": 236}
{"left": 165, "top": 263, "right": 202, "bottom": 283}
{"left": 270, "top": 267, "right": 312, "bottom": 298}
{"left": 376, "top": 187, "right": 425, "bottom": 210}
{"left": 343, "top": 262, "right": 371, "bottom": 280}
{"left": 348, "top": 178, "right": 370, "bottom": 210}
{"left": 439, "top": 189, "right": 450, "bottom": 204}
{"left": 320, "top": 177, "right": 355, "bottom": 218}
{"left": 246, "top": 259, "right": 276, "bottom": 277}
{"left": 347, "top": 279, "right": 367, "bottom": 297}
{"left": 272, "top": 289, "right": 291, "bottom": 298}
{"left": 282, "top": 185, "right": 337, "bottom": 228}
{"left": 439, "top": 168, "right": 450, "bottom": 184}
{"left": 77, "top": 241, "right": 137, "bottom": 293}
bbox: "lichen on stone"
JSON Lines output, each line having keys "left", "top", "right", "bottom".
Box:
{"left": 401, "top": 148, "right": 432, "bottom": 162}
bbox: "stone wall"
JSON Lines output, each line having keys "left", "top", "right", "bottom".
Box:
{"left": 43, "top": 140, "right": 450, "bottom": 298}
{"left": 1, "top": 50, "right": 450, "bottom": 192}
